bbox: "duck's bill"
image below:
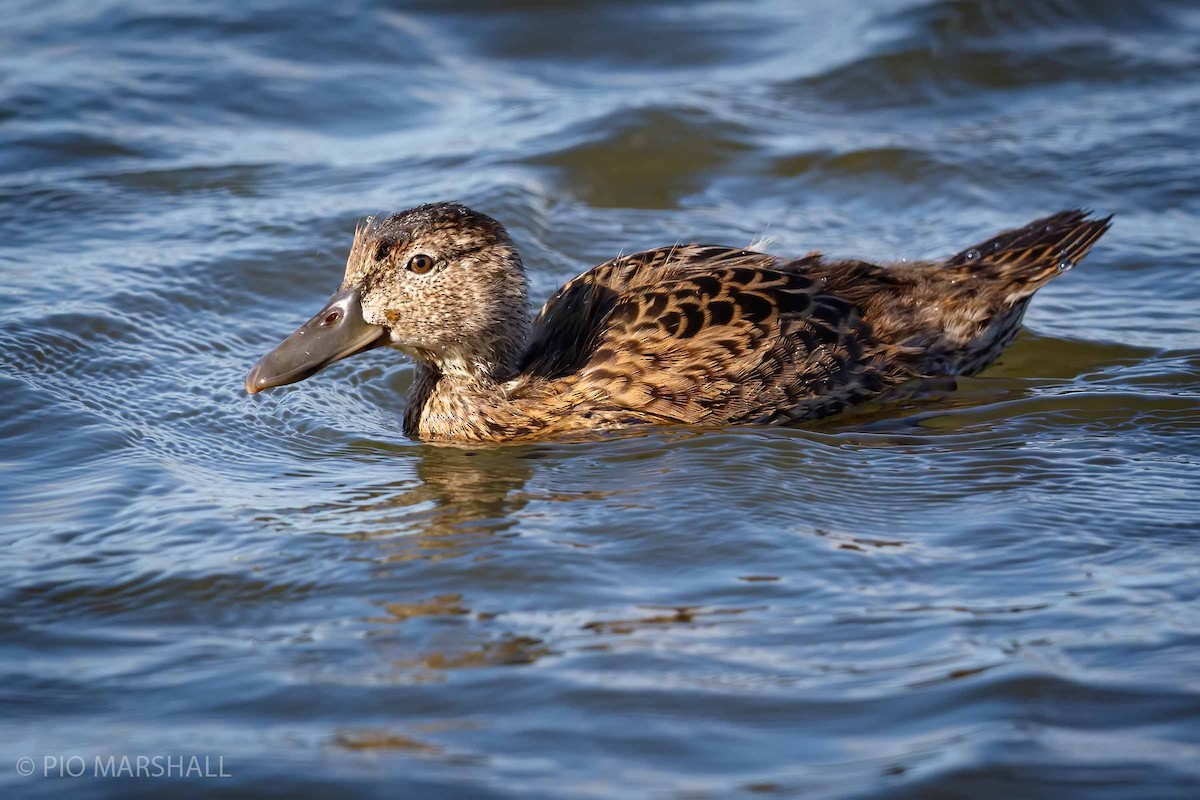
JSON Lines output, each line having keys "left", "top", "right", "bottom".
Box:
{"left": 245, "top": 287, "right": 389, "bottom": 394}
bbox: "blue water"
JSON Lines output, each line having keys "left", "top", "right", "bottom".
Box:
{"left": 2, "top": 1, "right": 1199, "bottom": 797}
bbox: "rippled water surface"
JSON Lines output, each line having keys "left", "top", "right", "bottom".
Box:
{"left": 3, "top": 1, "right": 1200, "bottom": 797}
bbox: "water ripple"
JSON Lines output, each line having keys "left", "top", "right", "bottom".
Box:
{"left": 2, "top": 0, "right": 1199, "bottom": 798}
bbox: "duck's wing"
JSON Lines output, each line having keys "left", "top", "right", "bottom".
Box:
{"left": 517, "top": 246, "right": 900, "bottom": 426}
{"left": 520, "top": 245, "right": 780, "bottom": 381}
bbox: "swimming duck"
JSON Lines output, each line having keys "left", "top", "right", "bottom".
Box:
{"left": 245, "top": 203, "right": 1111, "bottom": 443}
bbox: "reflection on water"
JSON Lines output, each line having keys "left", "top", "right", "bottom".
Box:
{"left": 2, "top": 0, "right": 1200, "bottom": 797}
{"left": 306, "top": 447, "right": 539, "bottom": 552}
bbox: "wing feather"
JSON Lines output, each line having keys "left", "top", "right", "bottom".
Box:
{"left": 515, "top": 245, "right": 899, "bottom": 428}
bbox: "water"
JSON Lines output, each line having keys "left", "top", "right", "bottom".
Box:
{"left": 2, "top": 1, "right": 1199, "bottom": 797}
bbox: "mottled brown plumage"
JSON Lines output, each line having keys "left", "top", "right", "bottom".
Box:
{"left": 247, "top": 203, "right": 1112, "bottom": 443}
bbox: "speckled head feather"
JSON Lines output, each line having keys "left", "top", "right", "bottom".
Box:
{"left": 344, "top": 202, "right": 530, "bottom": 380}
{"left": 248, "top": 205, "right": 1112, "bottom": 443}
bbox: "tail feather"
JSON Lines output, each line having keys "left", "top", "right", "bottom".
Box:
{"left": 946, "top": 209, "right": 1113, "bottom": 299}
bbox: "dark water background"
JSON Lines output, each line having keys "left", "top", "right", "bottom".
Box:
{"left": 2, "top": 1, "right": 1200, "bottom": 797}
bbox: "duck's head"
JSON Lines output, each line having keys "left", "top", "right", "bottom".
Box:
{"left": 245, "top": 202, "right": 530, "bottom": 394}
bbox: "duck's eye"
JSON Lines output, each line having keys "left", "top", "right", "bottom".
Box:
{"left": 320, "top": 309, "right": 342, "bottom": 327}
{"left": 407, "top": 254, "right": 435, "bottom": 274}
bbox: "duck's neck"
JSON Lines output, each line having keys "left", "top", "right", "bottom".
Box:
{"left": 402, "top": 340, "right": 532, "bottom": 442}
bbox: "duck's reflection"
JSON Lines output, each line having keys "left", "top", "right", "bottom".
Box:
{"left": 349, "top": 445, "right": 555, "bottom": 680}
{"left": 338, "top": 444, "right": 542, "bottom": 561}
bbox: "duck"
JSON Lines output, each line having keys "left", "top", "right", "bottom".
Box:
{"left": 245, "top": 203, "right": 1111, "bottom": 443}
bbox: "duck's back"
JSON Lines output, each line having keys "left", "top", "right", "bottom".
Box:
{"left": 503, "top": 211, "right": 1111, "bottom": 436}
{"left": 510, "top": 245, "right": 900, "bottom": 432}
